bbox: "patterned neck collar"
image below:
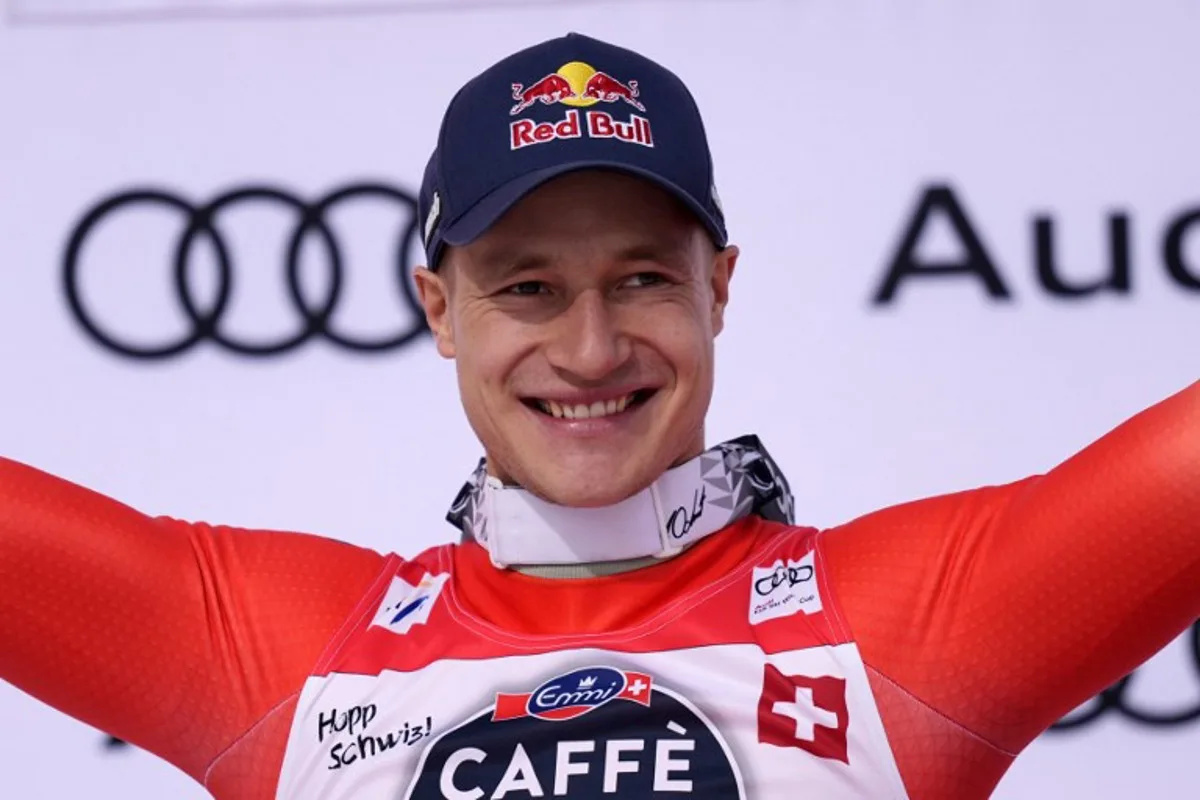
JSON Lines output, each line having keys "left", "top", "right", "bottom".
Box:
{"left": 445, "top": 435, "right": 795, "bottom": 568}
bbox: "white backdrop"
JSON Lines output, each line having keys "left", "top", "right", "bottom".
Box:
{"left": 0, "top": 0, "right": 1197, "bottom": 797}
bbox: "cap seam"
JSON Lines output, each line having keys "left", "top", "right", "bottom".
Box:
{"left": 428, "top": 80, "right": 474, "bottom": 267}
{"left": 678, "top": 75, "right": 722, "bottom": 238}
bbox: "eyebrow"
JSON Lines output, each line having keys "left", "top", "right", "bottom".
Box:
{"left": 479, "top": 251, "right": 553, "bottom": 283}
{"left": 615, "top": 240, "right": 692, "bottom": 268}
{"left": 474, "top": 235, "right": 694, "bottom": 283}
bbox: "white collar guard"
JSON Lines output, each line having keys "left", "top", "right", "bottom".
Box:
{"left": 445, "top": 436, "right": 794, "bottom": 568}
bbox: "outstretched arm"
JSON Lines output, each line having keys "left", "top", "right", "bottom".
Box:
{"left": 0, "top": 458, "right": 387, "bottom": 783}
{"left": 820, "top": 380, "right": 1199, "bottom": 793}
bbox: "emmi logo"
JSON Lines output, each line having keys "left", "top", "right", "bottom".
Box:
{"left": 874, "top": 184, "right": 1200, "bottom": 304}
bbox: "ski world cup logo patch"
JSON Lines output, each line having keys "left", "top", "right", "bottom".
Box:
{"left": 369, "top": 572, "right": 448, "bottom": 635}
{"left": 403, "top": 665, "right": 746, "bottom": 798}
{"left": 750, "top": 552, "right": 823, "bottom": 625}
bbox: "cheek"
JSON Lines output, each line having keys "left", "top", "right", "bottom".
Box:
{"left": 454, "top": 314, "right": 534, "bottom": 398}
{"left": 632, "top": 301, "right": 713, "bottom": 377}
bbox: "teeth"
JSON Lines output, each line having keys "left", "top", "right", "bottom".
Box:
{"left": 538, "top": 392, "right": 640, "bottom": 419}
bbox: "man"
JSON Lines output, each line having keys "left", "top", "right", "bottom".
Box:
{"left": 0, "top": 31, "right": 1196, "bottom": 800}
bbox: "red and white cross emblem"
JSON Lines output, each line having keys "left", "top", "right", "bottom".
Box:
{"left": 757, "top": 662, "right": 850, "bottom": 763}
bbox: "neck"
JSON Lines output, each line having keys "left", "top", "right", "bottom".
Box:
{"left": 513, "top": 556, "right": 663, "bottom": 579}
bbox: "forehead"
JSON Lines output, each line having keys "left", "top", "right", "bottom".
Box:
{"left": 449, "top": 171, "right": 705, "bottom": 274}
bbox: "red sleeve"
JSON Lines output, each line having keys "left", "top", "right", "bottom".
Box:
{"left": 820, "top": 380, "right": 1200, "bottom": 797}
{"left": 0, "top": 458, "right": 388, "bottom": 784}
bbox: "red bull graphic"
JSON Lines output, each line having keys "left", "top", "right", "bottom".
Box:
{"left": 510, "top": 73, "right": 577, "bottom": 115}
{"left": 582, "top": 71, "right": 645, "bottom": 111}
{"left": 508, "top": 61, "right": 654, "bottom": 151}
{"left": 492, "top": 666, "right": 653, "bottom": 722}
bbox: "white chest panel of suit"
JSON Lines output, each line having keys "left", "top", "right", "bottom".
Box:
{"left": 274, "top": 526, "right": 909, "bottom": 799}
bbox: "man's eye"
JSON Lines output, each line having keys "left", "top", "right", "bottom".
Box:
{"left": 506, "top": 281, "right": 546, "bottom": 296}
{"left": 625, "top": 272, "right": 667, "bottom": 288}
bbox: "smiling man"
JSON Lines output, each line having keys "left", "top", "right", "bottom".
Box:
{"left": 1, "top": 32, "right": 1198, "bottom": 800}
{"left": 418, "top": 169, "right": 729, "bottom": 511}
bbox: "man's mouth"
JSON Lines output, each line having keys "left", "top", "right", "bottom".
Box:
{"left": 523, "top": 389, "right": 657, "bottom": 420}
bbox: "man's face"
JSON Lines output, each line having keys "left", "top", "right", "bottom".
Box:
{"left": 416, "top": 171, "right": 736, "bottom": 507}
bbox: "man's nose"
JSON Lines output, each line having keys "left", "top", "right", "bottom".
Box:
{"left": 544, "top": 290, "right": 632, "bottom": 381}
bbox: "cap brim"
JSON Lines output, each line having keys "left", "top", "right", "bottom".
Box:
{"left": 440, "top": 160, "right": 725, "bottom": 249}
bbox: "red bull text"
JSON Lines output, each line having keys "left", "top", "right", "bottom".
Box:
{"left": 511, "top": 109, "right": 653, "bottom": 150}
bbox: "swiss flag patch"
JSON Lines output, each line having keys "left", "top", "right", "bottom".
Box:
{"left": 757, "top": 663, "right": 850, "bottom": 763}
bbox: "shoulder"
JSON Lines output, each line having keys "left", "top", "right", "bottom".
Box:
{"left": 369, "top": 541, "right": 460, "bottom": 592}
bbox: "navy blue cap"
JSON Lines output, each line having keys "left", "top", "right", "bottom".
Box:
{"left": 418, "top": 32, "right": 727, "bottom": 269}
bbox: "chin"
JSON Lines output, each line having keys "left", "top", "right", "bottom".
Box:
{"left": 482, "top": 399, "right": 703, "bottom": 507}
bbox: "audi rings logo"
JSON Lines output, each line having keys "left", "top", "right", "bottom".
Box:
{"left": 1050, "top": 621, "right": 1200, "bottom": 732}
{"left": 63, "top": 183, "right": 428, "bottom": 359}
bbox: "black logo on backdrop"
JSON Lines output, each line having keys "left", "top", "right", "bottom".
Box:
{"left": 63, "top": 183, "right": 428, "bottom": 359}
{"left": 875, "top": 184, "right": 1200, "bottom": 303}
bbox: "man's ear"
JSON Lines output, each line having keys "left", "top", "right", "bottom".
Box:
{"left": 414, "top": 266, "right": 456, "bottom": 359}
{"left": 711, "top": 244, "right": 738, "bottom": 337}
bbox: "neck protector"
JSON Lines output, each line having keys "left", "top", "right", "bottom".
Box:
{"left": 445, "top": 435, "right": 794, "bottom": 568}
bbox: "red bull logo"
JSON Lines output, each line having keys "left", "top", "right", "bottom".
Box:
{"left": 510, "top": 73, "right": 578, "bottom": 115}
{"left": 509, "top": 61, "right": 653, "bottom": 151}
